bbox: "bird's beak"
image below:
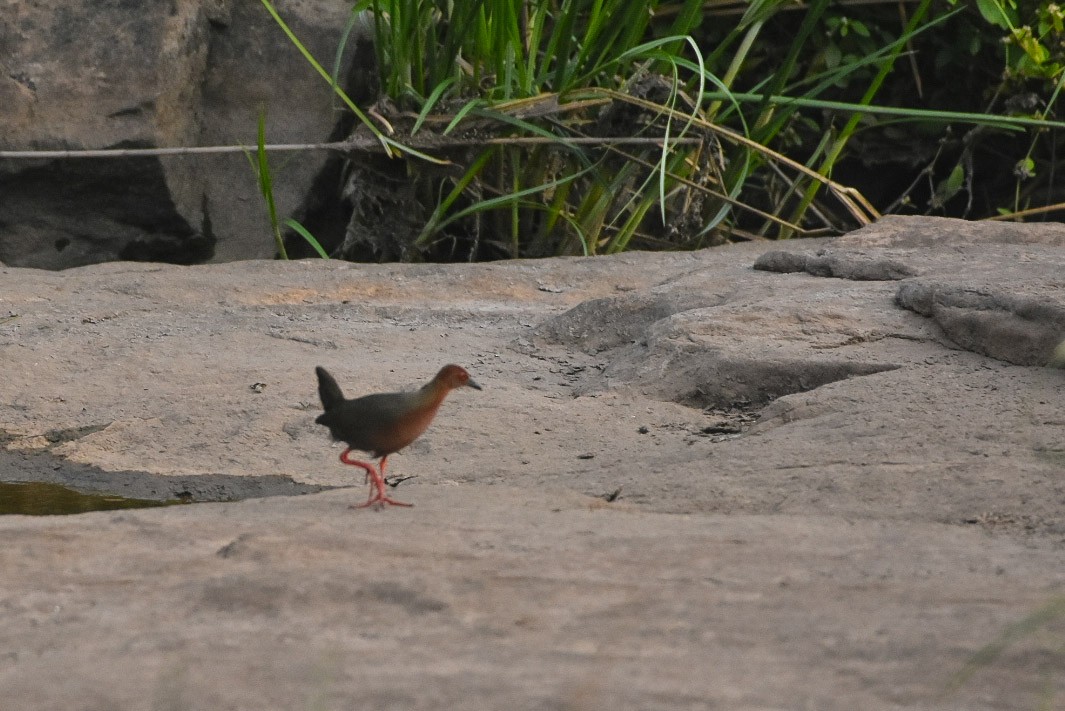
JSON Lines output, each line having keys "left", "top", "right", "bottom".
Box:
{"left": 467, "top": 379, "right": 483, "bottom": 391}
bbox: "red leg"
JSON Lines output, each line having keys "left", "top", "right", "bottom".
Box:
{"left": 338, "top": 449, "right": 378, "bottom": 505}
{"left": 338, "top": 450, "right": 412, "bottom": 508}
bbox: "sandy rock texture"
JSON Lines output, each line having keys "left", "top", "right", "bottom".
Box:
{"left": 1, "top": 215, "right": 1063, "bottom": 709}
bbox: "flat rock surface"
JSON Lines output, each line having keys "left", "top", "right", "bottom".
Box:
{"left": 1, "top": 216, "right": 1063, "bottom": 709}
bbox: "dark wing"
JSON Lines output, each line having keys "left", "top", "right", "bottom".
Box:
{"left": 316, "top": 391, "right": 422, "bottom": 456}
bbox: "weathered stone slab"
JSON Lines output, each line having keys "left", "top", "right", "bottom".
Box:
{"left": 0, "top": 217, "right": 1063, "bottom": 709}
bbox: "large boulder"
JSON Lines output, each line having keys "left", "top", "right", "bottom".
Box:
{"left": 0, "top": 0, "right": 368, "bottom": 269}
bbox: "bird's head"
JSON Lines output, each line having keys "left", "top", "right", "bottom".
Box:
{"left": 434, "top": 364, "right": 482, "bottom": 391}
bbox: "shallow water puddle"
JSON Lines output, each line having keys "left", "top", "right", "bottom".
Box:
{"left": 0, "top": 481, "right": 183, "bottom": 516}
{"left": 0, "top": 438, "right": 339, "bottom": 515}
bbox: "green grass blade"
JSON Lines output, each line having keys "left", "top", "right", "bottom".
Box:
{"left": 414, "top": 77, "right": 457, "bottom": 135}
{"left": 444, "top": 99, "right": 488, "bottom": 135}
{"left": 283, "top": 218, "right": 330, "bottom": 259}
{"left": 787, "top": 0, "right": 935, "bottom": 232}
{"left": 416, "top": 148, "right": 499, "bottom": 245}
{"left": 695, "top": 93, "right": 1058, "bottom": 131}
{"left": 252, "top": 111, "right": 287, "bottom": 259}
{"left": 421, "top": 163, "right": 597, "bottom": 241}
{"left": 260, "top": 0, "right": 443, "bottom": 161}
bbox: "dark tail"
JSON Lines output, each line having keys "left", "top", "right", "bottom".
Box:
{"left": 315, "top": 366, "right": 346, "bottom": 412}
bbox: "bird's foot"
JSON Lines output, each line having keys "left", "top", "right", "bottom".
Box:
{"left": 350, "top": 494, "right": 413, "bottom": 510}
{"left": 339, "top": 450, "right": 413, "bottom": 509}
